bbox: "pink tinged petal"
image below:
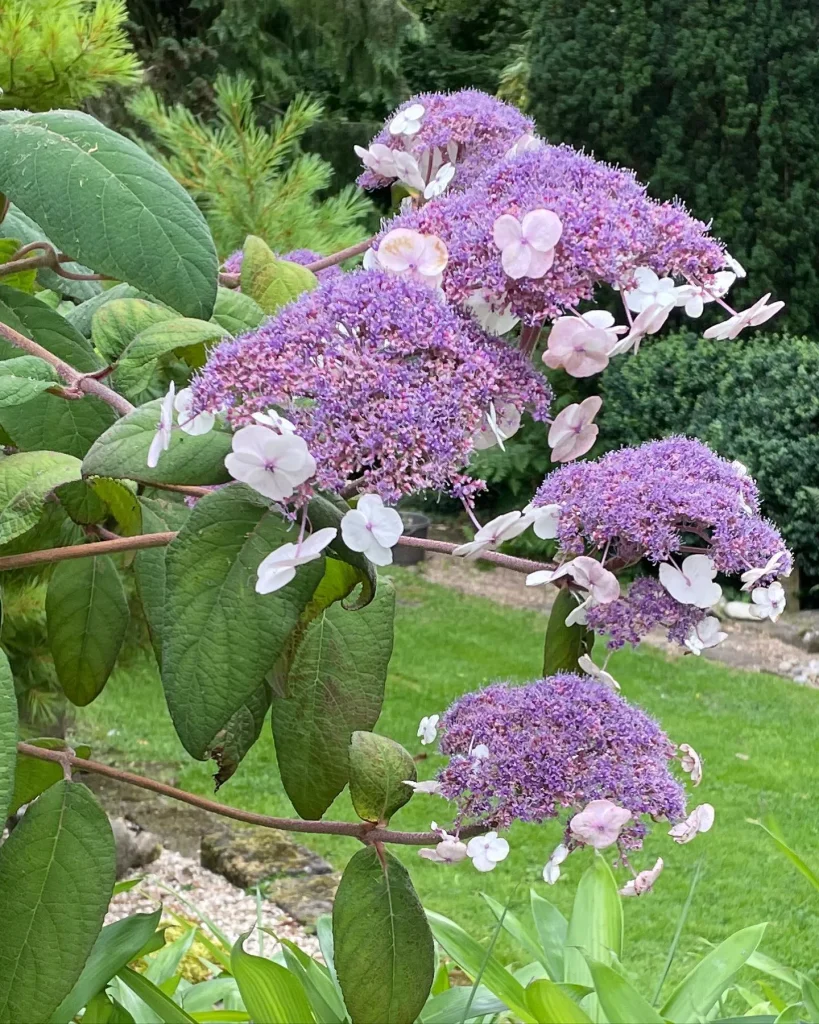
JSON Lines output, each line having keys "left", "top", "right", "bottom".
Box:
{"left": 685, "top": 294, "right": 705, "bottom": 318}
{"left": 749, "top": 300, "right": 785, "bottom": 326}
{"left": 501, "top": 240, "right": 532, "bottom": 279}
{"left": 584, "top": 310, "right": 615, "bottom": 329}
{"left": 404, "top": 102, "right": 425, "bottom": 120}
{"left": 570, "top": 799, "right": 631, "bottom": 849}
{"left": 523, "top": 246, "right": 556, "bottom": 279}
{"left": 492, "top": 214, "right": 522, "bottom": 249}
{"left": 521, "top": 209, "right": 563, "bottom": 251}
{"left": 418, "top": 235, "right": 448, "bottom": 276}
{"left": 547, "top": 317, "right": 584, "bottom": 353}
{"left": 377, "top": 229, "right": 427, "bottom": 272}
{"left": 550, "top": 423, "right": 599, "bottom": 463}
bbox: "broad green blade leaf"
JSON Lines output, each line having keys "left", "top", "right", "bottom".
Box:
{"left": 55, "top": 478, "right": 110, "bottom": 525}
{"left": 0, "top": 450, "right": 81, "bottom": 545}
{"left": 83, "top": 398, "right": 233, "bottom": 486}
{"left": 9, "top": 737, "right": 91, "bottom": 816}
{"left": 163, "top": 485, "right": 324, "bottom": 758}
{"left": 46, "top": 554, "right": 130, "bottom": 706}
{"left": 420, "top": 986, "right": 507, "bottom": 1023}
{"left": 481, "top": 893, "right": 548, "bottom": 974}
{"left": 530, "top": 890, "right": 569, "bottom": 982}
{"left": 334, "top": 848, "right": 434, "bottom": 1024}
{"left": 0, "top": 238, "right": 36, "bottom": 292}
{"left": 751, "top": 819, "right": 819, "bottom": 892}
{"left": 179, "top": 978, "right": 241, "bottom": 1013}
{"left": 801, "top": 975, "right": 819, "bottom": 1023}
{"left": 50, "top": 910, "right": 163, "bottom": 1024}
{"left": 0, "top": 352, "right": 58, "bottom": 405}
{"left": 231, "top": 935, "right": 315, "bottom": 1024}
{"left": 145, "top": 928, "right": 197, "bottom": 986}
{"left": 660, "top": 923, "right": 767, "bottom": 1023}
{"left": 272, "top": 579, "right": 395, "bottom": 819}
{"left": 280, "top": 938, "right": 346, "bottom": 1024}
{"left": 307, "top": 495, "right": 377, "bottom": 609}
{"left": 543, "top": 586, "right": 594, "bottom": 675}
{"left": 348, "top": 730, "right": 415, "bottom": 824}
{"left": 134, "top": 496, "right": 190, "bottom": 665}
{"left": 746, "top": 952, "right": 801, "bottom": 991}
{"left": 426, "top": 911, "right": 534, "bottom": 1023}
{"left": 775, "top": 1007, "right": 807, "bottom": 1024}
{"left": 211, "top": 287, "right": 266, "bottom": 334}
{"left": 211, "top": 681, "right": 272, "bottom": 787}
{"left": 0, "top": 283, "right": 100, "bottom": 369}
{"left": 0, "top": 112, "right": 218, "bottom": 319}
{"left": 116, "top": 967, "right": 197, "bottom": 1024}
{"left": 92, "top": 298, "right": 176, "bottom": 362}
{"left": 585, "top": 958, "right": 664, "bottom": 1023}
{"left": 565, "top": 854, "right": 623, "bottom": 1022}
{"left": 240, "top": 235, "right": 317, "bottom": 314}
{"left": 0, "top": 648, "right": 15, "bottom": 818}
{"left": 66, "top": 284, "right": 143, "bottom": 338}
{"left": 189, "top": 1013, "right": 249, "bottom": 1023}
{"left": 115, "top": 318, "right": 229, "bottom": 398}
{"left": 0, "top": 781, "right": 116, "bottom": 1023}
{"left": 92, "top": 478, "right": 143, "bottom": 536}
{"left": 526, "top": 979, "right": 593, "bottom": 1023}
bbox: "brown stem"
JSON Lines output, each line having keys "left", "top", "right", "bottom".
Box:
{"left": 2, "top": 242, "right": 111, "bottom": 282}
{"left": 218, "top": 237, "right": 374, "bottom": 289}
{"left": 16, "top": 742, "right": 481, "bottom": 847}
{"left": 0, "top": 319, "right": 134, "bottom": 417}
{"left": 132, "top": 480, "right": 212, "bottom": 498}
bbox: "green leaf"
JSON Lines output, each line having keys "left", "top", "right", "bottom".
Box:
{"left": 67, "top": 284, "right": 143, "bottom": 339}
{"left": 163, "top": 485, "right": 324, "bottom": 758}
{"left": 334, "top": 847, "right": 434, "bottom": 1024}
{"left": 307, "top": 494, "right": 378, "bottom": 609}
{"left": 93, "top": 478, "right": 143, "bottom": 536}
{"left": 0, "top": 111, "right": 218, "bottom": 319}
{"left": 240, "top": 235, "right": 317, "bottom": 313}
{"left": 231, "top": 935, "right": 315, "bottom": 1024}
{"left": 801, "top": 975, "right": 819, "bottom": 1024}
{"left": 46, "top": 554, "right": 130, "bottom": 705}
{"left": 530, "top": 890, "right": 569, "bottom": 983}
{"left": 750, "top": 818, "right": 819, "bottom": 892}
{"left": 55, "top": 478, "right": 110, "bottom": 524}
{"left": 0, "top": 450, "right": 81, "bottom": 545}
{"left": 0, "top": 362, "right": 57, "bottom": 405}
{"left": 92, "top": 298, "right": 176, "bottom": 363}
{"left": 133, "top": 496, "right": 190, "bottom": 665}
{"left": 526, "top": 979, "right": 593, "bottom": 1023}
{"left": 50, "top": 910, "right": 163, "bottom": 1024}
{"left": 0, "top": 648, "right": 15, "bottom": 819}
{"left": 115, "top": 318, "right": 229, "bottom": 397}
{"left": 0, "top": 283, "right": 101, "bottom": 369}
{"left": 9, "top": 738, "right": 91, "bottom": 815}
{"left": 211, "top": 287, "right": 266, "bottom": 334}
{"left": 543, "top": 586, "right": 595, "bottom": 675}
{"left": 0, "top": 238, "right": 36, "bottom": 292}
{"left": 660, "top": 923, "right": 767, "bottom": 1023}
{"left": 0, "top": 781, "right": 116, "bottom": 1023}
{"left": 271, "top": 579, "right": 395, "bottom": 819}
{"left": 279, "top": 938, "right": 346, "bottom": 1024}
{"left": 564, "top": 854, "right": 624, "bottom": 1022}
{"left": 420, "top": 986, "right": 507, "bottom": 1024}
{"left": 585, "top": 959, "right": 664, "bottom": 1023}
{"left": 211, "top": 681, "right": 272, "bottom": 788}
{"left": 481, "top": 894, "right": 548, "bottom": 976}
{"left": 426, "top": 911, "right": 534, "bottom": 1023}
{"left": 116, "top": 967, "right": 197, "bottom": 1024}
{"left": 82, "top": 397, "right": 233, "bottom": 486}
{"left": 348, "top": 730, "right": 415, "bottom": 824}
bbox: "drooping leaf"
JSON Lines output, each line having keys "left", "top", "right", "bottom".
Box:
{"left": 543, "top": 586, "right": 594, "bottom": 675}
{"left": 0, "top": 111, "right": 218, "bottom": 319}
{"left": 240, "top": 235, "right": 317, "bottom": 314}
{"left": 92, "top": 298, "right": 176, "bottom": 363}
{"left": 231, "top": 935, "right": 315, "bottom": 1024}
{"left": 348, "top": 730, "right": 415, "bottom": 824}
{"left": 0, "top": 450, "right": 81, "bottom": 545}
{"left": 530, "top": 890, "right": 569, "bottom": 983}
{"left": 46, "top": 555, "right": 130, "bottom": 705}
{"left": 66, "top": 284, "right": 143, "bottom": 338}
{"left": 55, "top": 478, "right": 109, "bottom": 524}
{"left": 210, "top": 287, "right": 266, "bottom": 334}
{"left": 307, "top": 494, "right": 377, "bottom": 608}
{"left": 0, "top": 238, "right": 36, "bottom": 292}
{"left": 210, "top": 682, "right": 272, "bottom": 788}
{"left": 585, "top": 959, "right": 665, "bottom": 1024}
{"left": 9, "top": 738, "right": 92, "bottom": 816}
{"left": 0, "top": 283, "right": 100, "bottom": 369}
{"left": 526, "top": 979, "right": 593, "bottom": 1024}
{"left": 115, "top": 968, "right": 197, "bottom": 1024}
{"left": 334, "top": 847, "right": 434, "bottom": 1024}
{"left": 92, "top": 478, "right": 142, "bottom": 536}
{"left": 0, "top": 781, "right": 116, "bottom": 1023}
{"left": 0, "top": 648, "right": 15, "bottom": 819}
{"left": 134, "top": 496, "right": 190, "bottom": 665}
{"left": 163, "top": 485, "right": 324, "bottom": 758}
{"left": 660, "top": 923, "right": 767, "bottom": 1023}
{"left": 114, "top": 318, "right": 229, "bottom": 397}
{"left": 272, "top": 579, "right": 395, "bottom": 819}
{"left": 82, "top": 397, "right": 233, "bottom": 486}
{"left": 50, "top": 910, "right": 164, "bottom": 1024}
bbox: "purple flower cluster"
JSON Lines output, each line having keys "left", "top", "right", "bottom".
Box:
{"left": 586, "top": 577, "right": 705, "bottom": 650}
{"left": 357, "top": 89, "right": 534, "bottom": 193}
{"left": 221, "top": 248, "right": 343, "bottom": 282}
{"left": 437, "top": 674, "right": 686, "bottom": 845}
{"left": 192, "top": 270, "right": 552, "bottom": 501}
{"left": 382, "top": 145, "right": 726, "bottom": 324}
{"left": 535, "top": 437, "right": 791, "bottom": 577}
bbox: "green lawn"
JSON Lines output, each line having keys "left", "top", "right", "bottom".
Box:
{"left": 75, "top": 566, "right": 819, "bottom": 989}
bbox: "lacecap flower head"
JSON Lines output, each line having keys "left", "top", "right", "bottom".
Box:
{"left": 192, "top": 270, "right": 551, "bottom": 502}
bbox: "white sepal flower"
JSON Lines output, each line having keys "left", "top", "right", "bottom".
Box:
{"left": 523, "top": 502, "right": 560, "bottom": 540}
{"left": 419, "top": 839, "right": 468, "bottom": 864}
{"left": 252, "top": 409, "right": 297, "bottom": 433}
{"left": 741, "top": 552, "right": 788, "bottom": 590}
{"left": 624, "top": 267, "right": 677, "bottom": 313}
{"left": 505, "top": 133, "right": 543, "bottom": 158}
{"left": 354, "top": 143, "right": 399, "bottom": 178}
{"left": 255, "top": 528, "right": 337, "bottom": 595}
{"left": 472, "top": 401, "right": 522, "bottom": 451}
{"left": 620, "top": 857, "right": 664, "bottom": 897}
{"left": 375, "top": 228, "right": 448, "bottom": 288}
{"left": 340, "top": 494, "right": 404, "bottom": 566}
{"left": 542, "top": 843, "right": 570, "bottom": 885}
{"left": 684, "top": 616, "right": 727, "bottom": 655}
{"left": 659, "top": 554, "right": 722, "bottom": 609}
{"left": 404, "top": 780, "right": 444, "bottom": 795}
{"left": 417, "top": 714, "right": 440, "bottom": 746}
{"left": 724, "top": 253, "right": 747, "bottom": 278}
{"left": 452, "top": 510, "right": 532, "bottom": 559}
{"left": 748, "top": 581, "right": 786, "bottom": 622}
{"left": 471, "top": 743, "right": 490, "bottom": 761}
{"left": 577, "top": 654, "right": 621, "bottom": 691}
{"left": 225, "top": 425, "right": 316, "bottom": 501}
{"left": 493, "top": 209, "right": 563, "bottom": 279}
{"left": 466, "top": 832, "right": 510, "bottom": 872}
{"left": 147, "top": 382, "right": 176, "bottom": 468}
{"left": 424, "top": 162, "right": 456, "bottom": 199}
{"left": 526, "top": 556, "right": 620, "bottom": 605}
{"left": 569, "top": 799, "right": 631, "bottom": 849}
{"left": 389, "top": 102, "right": 425, "bottom": 136}
{"left": 391, "top": 150, "right": 426, "bottom": 191}
{"left": 547, "top": 396, "right": 602, "bottom": 462}
{"left": 464, "top": 289, "right": 520, "bottom": 336}
{"left": 668, "top": 803, "right": 715, "bottom": 844}
{"left": 174, "top": 387, "right": 215, "bottom": 436}
{"left": 679, "top": 743, "right": 703, "bottom": 786}
{"left": 703, "top": 293, "right": 785, "bottom": 340}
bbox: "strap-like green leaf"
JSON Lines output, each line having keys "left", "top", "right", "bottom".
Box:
{"left": 116, "top": 967, "right": 197, "bottom": 1024}
{"left": 231, "top": 935, "right": 315, "bottom": 1024}
{"left": 530, "top": 890, "right": 569, "bottom": 982}
{"left": 585, "top": 958, "right": 664, "bottom": 1023}
{"left": 0, "top": 648, "right": 15, "bottom": 819}
{"left": 526, "top": 979, "right": 593, "bottom": 1023}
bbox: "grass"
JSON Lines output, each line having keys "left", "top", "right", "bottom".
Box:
{"left": 75, "top": 566, "right": 819, "bottom": 990}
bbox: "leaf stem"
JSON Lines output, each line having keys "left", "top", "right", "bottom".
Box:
{"left": 16, "top": 741, "right": 483, "bottom": 847}
{"left": 0, "top": 241, "right": 111, "bottom": 281}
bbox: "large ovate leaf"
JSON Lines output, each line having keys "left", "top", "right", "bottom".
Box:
{"left": 271, "top": 579, "right": 395, "bottom": 819}
{"left": 134, "top": 496, "right": 191, "bottom": 665}
{"left": 92, "top": 298, "right": 176, "bottom": 363}
{"left": 231, "top": 935, "right": 315, "bottom": 1024}
{"left": 46, "top": 554, "right": 130, "bottom": 706}
{"left": 660, "top": 923, "right": 767, "bottom": 1023}
{"left": 115, "top": 317, "right": 229, "bottom": 397}
{"left": 240, "top": 235, "right": 317, "bottom": 314}
{"left": 210, "top": 287, "right": 266, "bottom": 334}
{"left": 526, "top": 980, "right": 593, "bottom": 1024}
{"left": 163, "top": 485, "right": 324, "bottom": 758}
{"left": 0, "top": 648, "right": 15, "bottom": 818}
{"left": 543, "top": 586, "right": 594, "bottom": 675}
{"left": 348, "top": 730, "right": 415, "bottom": 824}
{"left": 0, "top": 450, "right": 81, "bottom": 545}
{"left": 0, "top": 354, "right": 60, "bottom": 406}
{"left": 211, "top": 681, "right": 272, "bottom": 788}
{"left": 334, "top": 847, "right": 434, "bottom": 1024}
{"left": 50, "top": 910, "right": 164, "bottom": 1024}
{"left": 9, "top": 738, "right": 91, "bottom": 816}
{"left": 82, "top": 398, "right": 233, "bottom": 486}
{"left": 67, "top": 284, "right": 143, "bottom": 338}
{"left": 0, "top": 111, "right": 218, "bottom": 319}
{"left": 585, "top": 959, "right": 665, "bottom": 1023}
{"left": 0, "top": 283, "right": 100, "bottom": 369}
{"left": 0, "top": 781, "right": 116, "bottom": 1023}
